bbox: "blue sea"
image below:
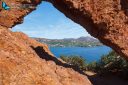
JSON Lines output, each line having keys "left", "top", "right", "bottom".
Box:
{"left": 50, "top": 46, "right": 112, "bottom": 63}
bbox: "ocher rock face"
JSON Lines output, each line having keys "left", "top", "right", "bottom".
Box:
{"left": 0, "top": 0, "right": 41, "bottom": 28}
{"left": 1, "top": 0, "right": 128, "bottom": 59}
{"left": 0, "top": 0, "right": 128, "bottom": 84}
{"left": 0, "top": 28, "right": 92, "bottom": 85}
{"left": 0, "top": 0, "right": 92, "bottom": 84}
{"left": 48, "top": 0, "right": 128, "bottom": 59}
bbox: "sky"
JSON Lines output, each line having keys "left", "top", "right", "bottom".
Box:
{"left": 12, "top": 2, "right": 91, "bottom": 39}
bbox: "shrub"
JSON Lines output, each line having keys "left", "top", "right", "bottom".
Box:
{"left": 87, "top": 50, "right": 128, "bottom": 77}
{"left": 100, "top": 51, "right": 128, "bottom": 70}
{"left": 87, "top": 61, "right": 98, "bottom": 71}
{"left": 60, "top": 51, "right": 128, "bottom": 79}
{"left": 85, "top": 50, "right": 128, "bottom": 74}
{"left": 60, "top": 55, "right": 87, "bottom": 70}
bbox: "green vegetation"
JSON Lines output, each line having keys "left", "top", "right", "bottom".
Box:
{"left": 46, "top": 41, "right": 102, "bottom": 47}
{"left": 60, "top": 51, "right": 128, "bottom": 79}
{"left": 34, "top": 37, "right": 102, "bottom": 47}
{"left": 87, "top": 51, "right": 128, "bottom": 73}
{"left": 60, "top": 55, "right": 87, "bottom": 70}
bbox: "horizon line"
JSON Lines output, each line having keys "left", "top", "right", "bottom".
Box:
{"left": 30, "top": 36, "right": 95, "bottom": 40}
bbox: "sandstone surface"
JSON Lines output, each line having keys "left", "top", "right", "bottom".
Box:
{"left": 0, "top": 0, "right": 128, "bottom": 59}
{"left": 0, "top": 28, "right": 92, "bottom": 85}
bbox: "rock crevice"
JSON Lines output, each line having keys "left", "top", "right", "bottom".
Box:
{"left": 0, "top": 0, "right": 128, "bottom": 84}
{"left": 0, "top": 28, "right": 92, "bottom": 85}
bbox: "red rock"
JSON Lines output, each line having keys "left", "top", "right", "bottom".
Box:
{"left": 48, "top": 0, "right": 128, "bottom": 59}
{"left": 0, "top": 0, "right": 127, "bottom": 59}
{"left": 0, "top": 0, "right": 128, "bottom": 84}
{"left": 0, "top": 28, "right": 92, "bottom": 85}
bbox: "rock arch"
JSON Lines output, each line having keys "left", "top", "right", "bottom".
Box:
{"left": 0, "top": 0, "right": 128, "bottom": 59}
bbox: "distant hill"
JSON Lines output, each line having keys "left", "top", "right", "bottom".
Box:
{"left": 32, "top": 36, "right": 102, "bottom": 47}
{"left": 62, "top": 36, "right": 99, "bottom": 42}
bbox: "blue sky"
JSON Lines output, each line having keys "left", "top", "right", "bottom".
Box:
{"left": 12, "top": 2, "right": 90, "bottom": 39}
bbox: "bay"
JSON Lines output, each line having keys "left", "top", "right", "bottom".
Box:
{"left": 50, "top": 46, "right": 112, "bottom": 63}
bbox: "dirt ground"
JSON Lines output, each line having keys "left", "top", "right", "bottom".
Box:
{"left": 85, "top": 71, "right": 128, "bottom": 85}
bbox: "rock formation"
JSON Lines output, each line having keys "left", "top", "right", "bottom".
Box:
{"left": 0, "top": 0, "right": 93, "bottom": 84}
{"left": 47, "top": 0, "right": 128, "bottom": 59}
{"left": 0, "top": 0, "right": 128, "bottom": 84}
{"left": 0, "top": 28, "right": 91, "bottom": 85}
{"left": 0, "top": 0, "right": 127, "bottom": 59}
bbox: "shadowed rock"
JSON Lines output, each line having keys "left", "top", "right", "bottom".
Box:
{"left": 0, "top": 0, "right": 128, "bottom": 59}
{"left": 0, "top": 28, "right": 92, "bottom": 85}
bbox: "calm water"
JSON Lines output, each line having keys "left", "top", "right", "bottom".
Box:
{"left": 50, "top": 46, "right": 112, "bottom": 63}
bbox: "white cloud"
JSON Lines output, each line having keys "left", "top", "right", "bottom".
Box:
{"left": 12, "top": 19, "right": 90, "bottom": 39}
{"left": 12, "top": 2, "right": 91, "bottom": 39}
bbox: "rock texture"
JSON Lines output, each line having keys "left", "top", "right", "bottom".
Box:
{"left": 47, "top": 0, "right": 128, "bottom": 59}
{"left": 0, "top": 0, "right": 127, "bottom": 59}
{"left": 0, "top": 0, "right": 41, "bottom": 28}
{"left": 0, "top": 0, "right": 92, "bottom": 84}
{"left": 0, "top": 28, "right": 92, "bottom": 85}
{"left": 0, "top": 0, "right": 128, "bottom": 84}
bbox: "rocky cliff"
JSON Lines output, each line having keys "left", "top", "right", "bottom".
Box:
{"left": 0, "top": 0, "right": 128, "bottom": 84}
{"left": 47, "top": 0, "right": 128, "bottom": 59}
{"left": 0, "top": 28, "right": 91, "bottom": 85}
{"left": 0, "top": 0, "right": 127, "bottom": 59}
{"left": 0, "top": 0, "right": 93, "bottom": 84}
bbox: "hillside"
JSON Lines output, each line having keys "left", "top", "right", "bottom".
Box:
{"left": 33, "top": 36, "right": 102, "bottom": 47}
